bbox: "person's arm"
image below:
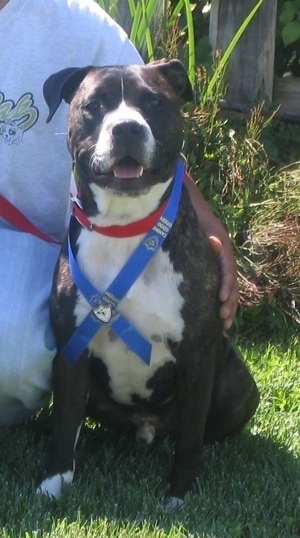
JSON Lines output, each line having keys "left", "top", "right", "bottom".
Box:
{"left": 185, "top": 175, "right": 239, "bottom": 329}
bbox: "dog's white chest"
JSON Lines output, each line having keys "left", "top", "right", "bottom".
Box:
{"left": 74, "top": 230, "right": 184, "bottom": 404}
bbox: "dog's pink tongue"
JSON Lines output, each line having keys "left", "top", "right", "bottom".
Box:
{"left": 113, "top": 163, "right": 143, "bottom": 179}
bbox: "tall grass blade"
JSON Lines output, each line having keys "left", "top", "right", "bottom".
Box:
{"left": 183, "top": 0, "right": 196, "bottom": 85}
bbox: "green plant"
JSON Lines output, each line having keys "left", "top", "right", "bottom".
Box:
{"left": 278, "top": 0, "right": 300, "bottom": 46}
{"left": 244, "top": 165, "right": 300, "bottom": 325}
{"left": 96, "top": 0, "right": 197, "bottom": 79}
{"left": 276, "top": 0, "right": 300, "bottom": 76}
{"left": 184, "top": 63, "right": 300, "bottom": 332}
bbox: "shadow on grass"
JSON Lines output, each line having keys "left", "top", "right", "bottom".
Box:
{"left": 0, "top": 415, "right": 298, "bottom": 537}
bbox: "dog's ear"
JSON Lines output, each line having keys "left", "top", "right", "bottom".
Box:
{"left": 149, "top": 59, "right": 194, "bottom": 103}
{"left": 43, "top": 66, "right": 94, "bottom": 123}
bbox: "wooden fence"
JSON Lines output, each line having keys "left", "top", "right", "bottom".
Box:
{"left": 209, "top": 0, "right": 300, "bottom": 121}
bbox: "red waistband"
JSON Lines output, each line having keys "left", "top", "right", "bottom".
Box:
{"left": 0, "top": 195, "right": 61, "bottom": 244}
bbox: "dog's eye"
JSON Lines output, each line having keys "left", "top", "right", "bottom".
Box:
{"left": 149, "top": 97, "right": 161, "bottom": 108}
{"left": 83, "top": 102, "right": 100, "bottom": 112}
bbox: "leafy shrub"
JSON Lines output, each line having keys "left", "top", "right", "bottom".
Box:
{"left": 184, "top": 66, "right": 300, "bottom": 334}
{"left": 276, "top": 0, "right": 300, "bottom": 76}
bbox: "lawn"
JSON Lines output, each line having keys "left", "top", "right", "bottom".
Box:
{"left": 0, "top": 334, "right": 298, "bottom": 537}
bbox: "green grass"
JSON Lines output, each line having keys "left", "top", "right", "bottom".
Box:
{"left": 0, "top": 335, "right": 299, "bottom": 537}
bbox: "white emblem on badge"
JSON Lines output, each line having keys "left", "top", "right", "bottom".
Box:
{"left": 144, "top": 236, "right": 159, "bottom": 251}
{"left": 93, "top": 302, "right": 112, "bottom": 323}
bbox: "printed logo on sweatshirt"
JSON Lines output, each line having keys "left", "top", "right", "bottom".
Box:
{"left": 0, "top": 92, "right": 39, "bottom": 146}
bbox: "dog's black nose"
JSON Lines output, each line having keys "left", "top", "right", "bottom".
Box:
{"left": 112, "top": 120, "right": 143, "bottom": 139}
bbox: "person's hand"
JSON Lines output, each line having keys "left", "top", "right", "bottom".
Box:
{"left": 184, "top": 173, "right": 239, "bottom": 329}
{"left": 208, "top": 235, "right": 239, "bottom": 329}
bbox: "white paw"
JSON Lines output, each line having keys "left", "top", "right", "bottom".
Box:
{"left": 165, "top": 496, "right": 184, "bottom": 510}
{"left": 37, "top": 470, "right": 74, "bottom": 499}
{"left": 136, "top": 422, "right": 156, "bottom": 444}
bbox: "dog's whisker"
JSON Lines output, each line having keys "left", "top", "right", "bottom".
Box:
{"left": 89, "top": 153, "right": 100, "bottom": 173}
{"left": 88, "top": 143, "right": 97, "bottom": 152}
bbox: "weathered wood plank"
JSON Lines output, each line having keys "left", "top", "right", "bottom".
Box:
{"left": 209, "top": 0, "right": 278, "bottom": 103}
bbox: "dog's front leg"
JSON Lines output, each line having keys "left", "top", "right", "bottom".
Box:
{"left": 167, "top": 338, "right": 217, "bottom": 506}
{"left": 38, "top": 350, "right": 90, "bottom": 499}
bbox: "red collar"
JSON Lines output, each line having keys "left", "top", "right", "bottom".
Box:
{"left": 71, "top": 197, "right": 168, "bottom": 238}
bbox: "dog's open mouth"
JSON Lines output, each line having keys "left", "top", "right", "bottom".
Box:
{"left": 112, "top": 157, "right": 144, "bottom": 180}
{"left": 88, "top": 153, "right": 165, "bottom": 195}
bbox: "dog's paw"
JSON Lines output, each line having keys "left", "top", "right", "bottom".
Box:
{"left": 37, "top": 470, "right": 73, "bottom": 499}
{"left": 135, "top": 422, "right": 156, "bottom": 444}
{"left": 165, "top": 496, "right": 184, "bottom": 510}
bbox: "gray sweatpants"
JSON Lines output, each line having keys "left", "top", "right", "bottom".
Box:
{"left": 0, "top": 220, "right": 60, "bottom": 426}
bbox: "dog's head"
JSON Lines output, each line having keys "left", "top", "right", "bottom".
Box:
{"left": 43, "top": 60, "right": 193, "bottom": 196}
